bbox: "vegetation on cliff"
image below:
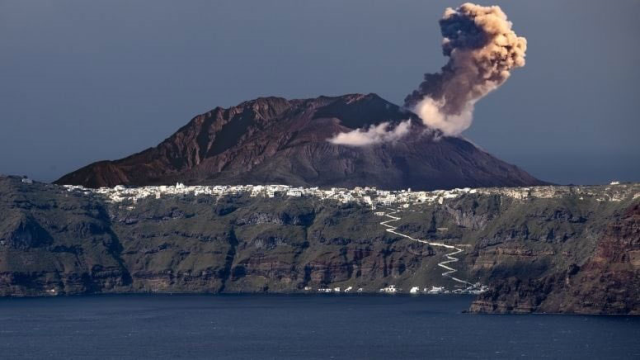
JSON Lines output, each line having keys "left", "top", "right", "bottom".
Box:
{"left": 1, "top": 176, "right": 638, "bottom": 315}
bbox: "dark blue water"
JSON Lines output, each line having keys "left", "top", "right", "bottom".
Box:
{"left": 0, "top": 295, "right": 638, "bottom": 359}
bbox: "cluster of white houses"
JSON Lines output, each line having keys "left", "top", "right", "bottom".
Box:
{"left": 61, "top": 181, "right": 639, "bottom": 208}
{"left": 305, "top": 284, "right": 488, "bottom": 295}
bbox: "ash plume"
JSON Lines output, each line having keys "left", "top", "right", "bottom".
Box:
{"left": 405, "top": 3, "right": 527, "bottom": 136}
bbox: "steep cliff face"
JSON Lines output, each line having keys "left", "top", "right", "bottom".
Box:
{"left": 470, "top": 203, "right": 640, "bottom": 315}
{"left": 0, "top": 178, "right": 131, "bottom": 296}
{"left": 0, "top": 177, "right": 447, "bottom": 296}
{"left": 55, "top": 94, "right": 544, "bottom": 190}
{"left": 1, "top": 176, "right": 638, "bottom": 315}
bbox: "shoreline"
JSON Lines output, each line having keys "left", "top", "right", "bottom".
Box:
{"left": 2, "top": 293, "right": 639, "bottom": 318}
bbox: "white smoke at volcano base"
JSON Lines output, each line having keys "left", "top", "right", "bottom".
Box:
{"left": 406, "top": 3, "right": 527, "bottom": 136}
{"left": 328, "top": 120, "right": 411, "bottom": 146}
{"left": 414, "top": 98, "right": 474, "bottom": 137}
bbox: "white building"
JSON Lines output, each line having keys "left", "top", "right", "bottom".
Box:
{"left": 379, "top": 285, "right": 397, "bottom": 294}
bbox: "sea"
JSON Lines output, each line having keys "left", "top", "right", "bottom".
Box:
{"left": 0, "top": 294, "right": 638, "bottom": 359}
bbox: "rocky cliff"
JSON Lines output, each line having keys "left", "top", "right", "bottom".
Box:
{"left": 1, "top": 176, "right": 638, "bottom": 315}
{"left": 55, "top": 94, "right": 544, "bottom": 190}
{"left": 470, "top": 202, "right": 640, "bottom": 315}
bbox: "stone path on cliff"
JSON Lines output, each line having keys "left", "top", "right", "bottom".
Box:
{"left": 380, "top": 208, "right": 474, "bottom": 286}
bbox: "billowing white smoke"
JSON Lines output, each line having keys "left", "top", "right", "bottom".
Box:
{"left": 414, "top": 98, "right": 474, "bottom": 137}
{"left": 406, "top": 3, "right": 527, "bottom": 136}
{"left": 329, "top": 120, "right": 411, "bottom": 146}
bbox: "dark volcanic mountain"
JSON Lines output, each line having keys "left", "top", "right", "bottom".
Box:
{"left": 56, "top": 93, "right": 544, "bottom": 190}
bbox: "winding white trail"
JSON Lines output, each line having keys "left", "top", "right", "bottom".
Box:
{"left": 380, "top": 208, "right": 473, "bottom": 286}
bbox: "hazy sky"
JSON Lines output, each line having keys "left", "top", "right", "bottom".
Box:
{"left": 1, "top": 0, "right": 639, "bottom": 185}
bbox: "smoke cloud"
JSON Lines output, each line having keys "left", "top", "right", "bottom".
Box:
{"left": 329, "top": 120, "right": 411, "bottom": 146}
{"left": 405, "top": 3, "right": 527, "bottom": 136}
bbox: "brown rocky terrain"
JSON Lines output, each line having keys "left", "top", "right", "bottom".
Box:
{"left": 470, "top": 202, "right": 640, "bottom": 315}
{"left": 1, "top": 176, "right": 638, "bottom": 315}
{"left": 55, "top": 94, "right": 544, "bottom": 190}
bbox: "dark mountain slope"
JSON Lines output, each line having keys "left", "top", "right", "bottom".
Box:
{"left": 56, "top": 94, "right": 544, "bottom": 190}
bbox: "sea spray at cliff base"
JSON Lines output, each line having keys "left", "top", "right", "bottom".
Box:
{"left": 405, "top": 3, "right": 527, "bottom": 136}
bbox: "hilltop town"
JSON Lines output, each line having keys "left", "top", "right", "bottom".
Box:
{"left": 61, "top": 181, "right": 640, "bottom": 208}
{"left": 47, "top": 180, "right": 636, "bottom": 297}
{"left": 2, "top": 175, "right": 638, "bottom": 313}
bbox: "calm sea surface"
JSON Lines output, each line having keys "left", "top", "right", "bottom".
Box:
{"left": 0, "top": 294, "right": 638, "bottom": 359}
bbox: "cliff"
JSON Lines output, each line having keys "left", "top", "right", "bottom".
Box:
{"left": 470, "top": 202, "right": 640, "bottom": 315}
{"left": 1, "top": 176, "right": 638, "bottom": 314}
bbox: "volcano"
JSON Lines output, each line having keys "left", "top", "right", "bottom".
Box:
{"left": 55, "top": 93, "right": 545, "bottom": 190}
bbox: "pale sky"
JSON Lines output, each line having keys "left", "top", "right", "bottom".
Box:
{"left": 1, "top": 0, "right": 638, "bottom": 184}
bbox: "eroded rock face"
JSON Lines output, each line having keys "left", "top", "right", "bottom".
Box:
{"left": 0, "top": 176, "right": 450, "bottom": 296}
{"left": 470, "top": 203, "right": 640, "bottom": 315}
{"left": 55, "top": 94, "right": 545, "bottom": 191}
{"left": 1, "top": 215, "right": 53, "bottom": 250}
{"left": 1, "top": 176, "right": 639, "bottom": 315}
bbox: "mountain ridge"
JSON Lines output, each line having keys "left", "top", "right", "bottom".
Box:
{"left": 56, "top": 93, "right": 546, "bottom": 190}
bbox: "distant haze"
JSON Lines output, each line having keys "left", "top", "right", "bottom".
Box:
{"left": 1, "top": 0, "right": 639, "bottom": 185}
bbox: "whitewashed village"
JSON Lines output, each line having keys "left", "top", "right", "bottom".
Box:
{"left": 58, "top": 181, "right": 638, "bottom": 296}
{"left": 61, "top": 181, "right": 639, "bottom": 208}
